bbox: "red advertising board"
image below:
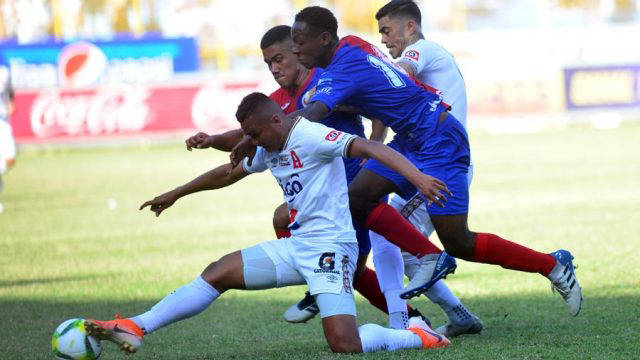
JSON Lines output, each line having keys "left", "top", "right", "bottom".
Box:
{"left": 10, "top": 80, "right": 264, "bottom": 143}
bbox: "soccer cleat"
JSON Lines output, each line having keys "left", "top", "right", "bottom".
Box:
{"left": 407, "top": 316, "right": 451, "bottom": 349}
{"left": 435, "top": 313, "right": 483, "bottom": 338}
{"left": 283, "top": 291, "right": 319, "bottom": 323}
{"left": 84, "top": 314, "right": 144, "bottom": 354}
{"left": 548, "top": 249, "right": 583, "bottom": 316}
{"left": 401, "top": 252, "right": 457, "bottom": 299}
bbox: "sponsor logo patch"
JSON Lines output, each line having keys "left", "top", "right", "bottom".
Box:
{"left": 404, "top": 49, "right": 420, "bottom": 62}
{"left": 279, "top": 154, "right": 291, "bottom": 166}
{"left": 325, "top": 130, "right": 342, "bottom": 142}
{"left": 315, "top": 252, "right": 340, "bottom": 274}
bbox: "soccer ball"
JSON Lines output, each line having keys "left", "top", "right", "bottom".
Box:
{"left": 51, "top": 318, "right": 101, "bottom": 360}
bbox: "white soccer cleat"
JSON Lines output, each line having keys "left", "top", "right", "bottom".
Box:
{"left": 548, "top": 249, "right": 583, "bottom": 316}
{"left": 283, "top": 291, "right": 319, "bottom": 323}
{"left": 401, "top": 252, "right": 457, "bottom": 299}
{"left": 407, "top": 316, "right": 451, "bottom": 348}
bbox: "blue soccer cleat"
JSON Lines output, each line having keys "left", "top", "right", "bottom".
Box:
{"left": 548, "top": 249, "right": 582, "bottom": 316}
{"left": 401, "top": 252, "right": 457, "bottom": 299}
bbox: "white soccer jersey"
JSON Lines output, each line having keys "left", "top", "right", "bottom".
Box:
{"left": 243, "top": 117, "right": 358, "bottom": 242}
{"left": 398, "top": 39, "right": 468, "bottom": 127}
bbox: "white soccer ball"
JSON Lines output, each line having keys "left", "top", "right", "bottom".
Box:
{"left": 51, "top": 318, "right": 101, "bottom": 359}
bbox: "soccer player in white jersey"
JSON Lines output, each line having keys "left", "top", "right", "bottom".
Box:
{"left": 370, "top": 0, "right": 482, "bottom": 337}
{"left": 84, "top": 93, "right": 454, "bottom": 355}
{"left": 0, "top": 60, "right": 17, "bottom": 214}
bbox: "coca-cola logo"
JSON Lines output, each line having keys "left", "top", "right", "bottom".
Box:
{"left": 30, "top": 85, "right": 151, "bottom": 138}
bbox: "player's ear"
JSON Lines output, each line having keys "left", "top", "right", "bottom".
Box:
{"left": 319, "top": 31, "right": 332, "bottom": 46}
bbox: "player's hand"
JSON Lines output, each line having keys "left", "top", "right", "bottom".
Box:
{"left": 230, "top": 135, "right": 257, "bottom": 168}
{"left": 415, "top": 174, "right": 452, "bottom": 208}
{"left": 186, "top": 132, "right": 214, "bottom": 151}
{"left": 139, "top": 191, "right": 179, "bottom": 217}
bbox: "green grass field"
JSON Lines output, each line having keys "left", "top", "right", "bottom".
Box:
{"left": 1, "top": 122, "right": 639, "bottom": 359}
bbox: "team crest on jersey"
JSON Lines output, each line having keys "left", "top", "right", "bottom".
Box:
{"left": 279, "top": 154, "right": 291, "bottom": 166}
{"left": 315, "top": 252, "right": 339, "bottom": 274}
{"left": 325, "top": 130, "right": 342, "bottom": 142}
{"left": 301, "top": 87, "right": 316, "bottom": 107}
{"left": 290, "top": 149, "right": 303, "bottom": 169}
{"left": 269, "top": 157, "right": 278, "bottom": 168}
{"left": 404, "top": 50, "right": 420, "bottom": 62}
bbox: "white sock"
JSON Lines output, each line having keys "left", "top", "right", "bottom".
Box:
{"left": 370, "top": 231, "right": 407, "bottom": 315}
{"left": 424, "top": 279, "right": 461, "bottom": 313}
{"left": 388, "top": 311, "right": 409, "bottom": 329}
{"left": 132, "top": 276, "right": 220, "bottom": 334}
{"left": 358, "top": 323, "right": 422, "bottom": 352}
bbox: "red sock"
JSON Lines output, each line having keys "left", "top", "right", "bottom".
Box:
{"left": 365, "top": 203, "right": 441, "bottom": 258}
{"left": 474, "top": 233, "right": 556, "bottom": 276}
{"left": 275, "top": 229, "right": 291, "bottom": 239}
{"left": 353, "top": 267, "right": 388, "bottom": 314}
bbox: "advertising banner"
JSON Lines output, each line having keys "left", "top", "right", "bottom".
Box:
{"left": 10, "top": 79, "right": 266, "bottom": 144}
{"left": 564, "top": 65, "right": 640, "bottom": 110}
{"left": 0, "top": 36, "right": 199, "bottom": 89}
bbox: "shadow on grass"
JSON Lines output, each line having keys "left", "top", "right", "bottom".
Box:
{"left": 5, "top": 291, "right": 639, "bottom": 360}
{"left": 0, "top": 274, "right": 110, "bottom": 288}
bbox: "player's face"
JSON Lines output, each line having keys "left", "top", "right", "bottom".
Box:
{"left": 262, "top": 40, "right": 300, "bottom": 88}
{"left": 378, "top": 15, "right": 410, "bottom": 59}
{"left": 291, "top": 22, "right": 329, "bottom": 69}
{"left": 241, "top": 114, "right": 283, "bottom": 152}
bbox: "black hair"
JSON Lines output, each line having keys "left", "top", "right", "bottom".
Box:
{"left": 235, "top": 92, "right": 274, "bottom": 123}
{"left": 260, "top": 25, "right": 292, "bottom": 49}
{"left": 294, "top": 6, "right": 338, "bottom": 39}
{"left": 375, "top": 0, "right": 422, "bottom": 25}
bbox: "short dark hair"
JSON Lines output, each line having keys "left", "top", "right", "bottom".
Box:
{"left": 235, "top": 92, "right": 274, "bottom": 123}
{"left": 260, "top": 25, "right": 292, "bottom": 49}
{"left": 375, "top": 0, "right": 422, "bottom": 24}
{"left": 294, "top": 6, "right": 338, "bottom": 39}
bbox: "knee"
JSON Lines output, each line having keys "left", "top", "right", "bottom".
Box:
{"left": 441, "top": 232, "right": 475, "bottom": 260}
{"left": 272, "top": 204, "right": 289, "bottom": 230}
{"left": 200, "top": 260, "right": 220, "bottom": 285}
{"left": 326, "top": 332, "right": 361, "bottom": 353}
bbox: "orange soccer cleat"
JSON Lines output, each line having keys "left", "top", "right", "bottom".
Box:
{"left": 84, "top": 314, "right": 145, "bottom": 354}
{"left": 407, "top": 316, "right": 451, "bottom": 349}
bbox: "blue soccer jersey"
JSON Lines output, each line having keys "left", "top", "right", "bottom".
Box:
{"left": 310, "top": 36, "right": 448, "bottom": 138}
{"left": 310, "top": 36, "right": 472, "bottom": 215}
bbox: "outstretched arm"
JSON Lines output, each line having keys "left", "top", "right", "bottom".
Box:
{"left": 288, "top": 101, "right": 330, "bottom": 122}
{"left": 140, "top": 163, "right": 249, "bottom": 217}
{"left": 186, "top": 128, "right": 244, "bottom": 152}
{"left": 346, "top": 138, "right": 451, "bottom": 207}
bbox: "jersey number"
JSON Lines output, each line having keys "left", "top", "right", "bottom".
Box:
{"left": 367, "top": 55, "right": 406, "bottom": 89}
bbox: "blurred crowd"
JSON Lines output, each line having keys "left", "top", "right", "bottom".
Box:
{"left": 1, "top": 0, "right": 638, "bottom": 70}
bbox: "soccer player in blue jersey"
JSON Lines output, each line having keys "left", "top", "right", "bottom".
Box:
{"left": 239, "top": 6, "right": 581, "bottom": 316}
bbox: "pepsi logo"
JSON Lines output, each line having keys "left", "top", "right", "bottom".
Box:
{"left": 58, "top": 42, "right": 107, "bottom": 88}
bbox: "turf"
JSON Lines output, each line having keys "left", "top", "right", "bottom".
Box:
{"left": 1, "top": 122, "right": 639, "bottom": 359}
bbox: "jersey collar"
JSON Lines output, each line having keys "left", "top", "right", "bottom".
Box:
{"left": 282, "top": 116, "right": 303, "bottom": 150}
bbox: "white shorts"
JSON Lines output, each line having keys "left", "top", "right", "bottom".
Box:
{"left": 241, "top": 237, "right": 358, "bottom": 317}
{"left": 0, "top": 119, "right": 16, "bottom": 173}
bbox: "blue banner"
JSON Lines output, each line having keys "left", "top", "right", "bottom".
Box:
{"left": 564, "top": 65, "right": 640, "bottom": 110}
{"left": 0, "top": 36, "right": 199, "bottom": 88}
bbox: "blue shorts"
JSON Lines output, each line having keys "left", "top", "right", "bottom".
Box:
{"left": 363, "top": 114, "right": 471, "bottom": 216}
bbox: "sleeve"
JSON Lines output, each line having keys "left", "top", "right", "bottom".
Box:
{"left": 398, "top": 43, "right": 429, "bottom": 74}
{"left": 309, "top": 65, "right": 358, "bottom": 111}
{"left": 241, "top": 147, "right": 268, "bottom": 173}
{"left": 307, "top": 123, "right": 358, "bottom": 161}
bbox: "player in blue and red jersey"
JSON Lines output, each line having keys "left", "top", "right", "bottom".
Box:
{"left": 247, "top": 6, "right": 581, "bottom": 316}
